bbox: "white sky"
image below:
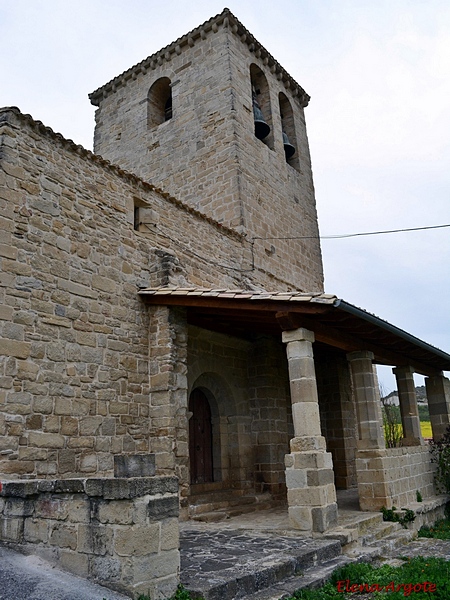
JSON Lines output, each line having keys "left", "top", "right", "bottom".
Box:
{"left": 1, "top": 0, "right": 449, "bottom": 392}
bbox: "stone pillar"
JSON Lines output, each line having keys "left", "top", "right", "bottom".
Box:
{"left": 425, "top": 374, "right": 450, "bottom": 441}
{"left": 347, "top": 351, "right": 385, "bottom": 450}
{"left": 282, "top": 328, "right": 337, "bottom": 534}
{"left": 149, "top": 306, "right": 189, "bottom": 515}
{"left": 393, "top": 366, "right": 423, "bottom": 446}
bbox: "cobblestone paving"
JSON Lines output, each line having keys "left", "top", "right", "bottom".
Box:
{"left": 180, "top": 527, "right": 342, "bottom": 598}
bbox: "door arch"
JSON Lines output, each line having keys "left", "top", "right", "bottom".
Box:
{"left": 189, "top": 388, "right": 214, "bottom": 484}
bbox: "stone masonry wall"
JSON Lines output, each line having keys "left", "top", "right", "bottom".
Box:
{"left": 316, "top": 352, "right": 358, "bottom": 490}
{"left": 187, "top": 326, "right": 253, "bottom": 498}
{"left": 92, "top": 17, "right": 324, "bottom": 293}
{"left": 248, "top": 336, "right": 292, "bottom": 499}
{"left": 0, "top": 476, "right": 179, "bottom": 598}
{"left": 0, "top": 107, "right": 299, "bottom": 478}
{"left": 356, "top": 446, "right": 436, "bottom": 511}
{"left": 187, "top": 328, "right": 293, "bottom": 502}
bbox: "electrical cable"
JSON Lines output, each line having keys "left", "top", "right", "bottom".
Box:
{"left": 252, "top": 223, "right": 450, "bottom": 241}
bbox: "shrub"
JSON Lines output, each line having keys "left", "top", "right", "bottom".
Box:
{"left": 381, "top": 506, "right": 416, "bottom": 528}
{"left": 429, "top": 424, "right": 450, "bottom": 493}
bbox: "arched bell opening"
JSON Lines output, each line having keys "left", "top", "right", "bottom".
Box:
{"left": 147, "top": 77, "right": 173, "bottom": 128}
{"left": 250, "top": 64, "right": 274, "bottom": 150}
{"left": 278, "top": 92, "right": 300, "bottom": 171}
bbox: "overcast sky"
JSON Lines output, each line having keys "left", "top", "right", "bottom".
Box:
{"left": 1, "top": 0, "right": 449, "bottom": 392}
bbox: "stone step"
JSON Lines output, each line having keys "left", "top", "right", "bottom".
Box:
{"left": 189, "top": 491, "right": 273, "bottom": 520}
{"left": 359, "top": 521, "right": 402, "bottom": 545}
{"left": 190, "top": 495, "right": 274, "bottom": 522}
{"left": 181, "top": 532, "right": 342, "bottom": 600}
{"left": 239, "top": 555, "right": 353, "bottom": 600}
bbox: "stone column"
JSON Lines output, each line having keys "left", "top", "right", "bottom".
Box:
{"left": 282, "top": 328, "right": 337, "bottom": 533}
{"left": 393, "top": 366, "right": 423, "bottom": 446}
{"left": 425, "top": 374, "right": 450, "bottom": 441}
{"left": 149, "top": 306, "right": 189, "bottom": 516}
{"left": 347, "top": 351, "right": 385, "bottom": 450}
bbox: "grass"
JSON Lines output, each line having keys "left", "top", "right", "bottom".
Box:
{"left": 286, "top": 557, "right": 450, "bottom": 599}
{"left": 419, "top": 518, "right": 450, "bottom": 540}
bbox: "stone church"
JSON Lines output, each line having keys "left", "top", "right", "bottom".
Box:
{"left": 1, "top": 8, "right": 450, "bottom": 598}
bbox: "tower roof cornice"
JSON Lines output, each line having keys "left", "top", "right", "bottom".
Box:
{"left": 89, "top": 8, "right": 310, "bottom": 108}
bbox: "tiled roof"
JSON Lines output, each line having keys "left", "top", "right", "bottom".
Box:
{"left": 89, "top": 8, "right": 309, "bottom": 107}
{"left": 139, "top": 287, "right": 337, "bottom": 304}
{"left": 138, "top": 287, "right": 450, "bottom": 373}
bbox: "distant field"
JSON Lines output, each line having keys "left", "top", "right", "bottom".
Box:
{"left": 421, "top": 421, "right": 432, "bottom": 439}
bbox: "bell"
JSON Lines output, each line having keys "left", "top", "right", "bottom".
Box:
{"left": 282, "top": 131, "right": 295, "bottom": 160}
{"left": 252, "top": 94, "right": 270, "bottom": 140}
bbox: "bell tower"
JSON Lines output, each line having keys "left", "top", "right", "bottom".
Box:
{"left": 90, "top": 9, "right": 323, "bottom": 292}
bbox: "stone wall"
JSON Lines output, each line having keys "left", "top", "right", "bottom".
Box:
{"left": 187, "top": 328, "right": 292, "bottom": 502}
{"left": 316, "top": 352, "right": 358, "bottom": 490}
{"left": 0, "top": 106, "right": 313, "bottom": 479}
{"left": 356, "top": 445, "right": 436, "bottom": 511}
{"left": 248, "top": 336, "right": 292, "bottom": 499}
{"left": 188, "top": 326, "right": 251, "bottom": 500}
{"left": 0, "top": 476, "right": 179, "bottom": 598}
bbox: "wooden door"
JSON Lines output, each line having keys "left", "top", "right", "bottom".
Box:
{"left": 189, "top": 389, "right": 213, "bottom": 484}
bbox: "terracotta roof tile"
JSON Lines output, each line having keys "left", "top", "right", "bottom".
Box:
{"left": 138, "top": 287, "right": 338, "bottom": 304}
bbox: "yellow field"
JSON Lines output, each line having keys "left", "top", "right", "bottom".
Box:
{"left": 420, "top": 421, "right": 432, "bottom": 439}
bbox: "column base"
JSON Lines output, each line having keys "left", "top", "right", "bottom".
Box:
{"left": 285, "top": 449, "right": 338, "bottom": 534}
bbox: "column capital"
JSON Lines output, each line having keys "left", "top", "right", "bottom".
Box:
{"left": 393, "top": 366, "right": 414, "bottom": 376}
{"left": 282, "top": 328, "right": 315, "bottom": 344}
{"left": 346, "top": 351, "right": 374, "bottom": 362}
{"left": 425, "top": 372, "right": 446, "bottom": 382}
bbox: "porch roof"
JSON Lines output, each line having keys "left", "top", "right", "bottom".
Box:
{"left": 138, "top": 287, "right": 450, "bottom": 377}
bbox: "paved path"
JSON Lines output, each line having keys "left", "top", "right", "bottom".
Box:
{"left": 0, "top": 545, "right": 130, "bottom": 600}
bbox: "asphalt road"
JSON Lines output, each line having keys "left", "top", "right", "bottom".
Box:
{"left": 0, "top": 545, "right": 131, "bottom": 600}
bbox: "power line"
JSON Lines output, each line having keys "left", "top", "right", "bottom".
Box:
{"left": 252, "top": 223, "right": 450, "bottom": 241}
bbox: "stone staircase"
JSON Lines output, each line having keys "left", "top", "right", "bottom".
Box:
{"left": 181, "top": 532, "right": 349, "bottom": 600}
{"left": 181, "top": 506, "right": 417, "bottom": 600}
{"left": 188, "top": 483, "right": 274, "bottom": 522}
{"left": 325, "top": 510, "right": 415, "bottom": 560}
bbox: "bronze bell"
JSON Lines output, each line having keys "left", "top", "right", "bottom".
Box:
{"left": 282, "top": 131, "right": 295, "bottom": 160}
{"left": 252, "top": 94, "right": 270, "bottom": 140}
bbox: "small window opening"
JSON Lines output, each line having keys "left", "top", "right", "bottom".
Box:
{"left": 133, "top": 206, "right": 140, "bottom": 231}
{"left": 148, "top": 77, "right": 173, "bottom": 128}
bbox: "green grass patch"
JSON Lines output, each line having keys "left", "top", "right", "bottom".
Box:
{"left": 419, "top": 517, "right": 450, "bottom": 540}
{"left": 287, "top": 557, "right": 450, "bottom": 599}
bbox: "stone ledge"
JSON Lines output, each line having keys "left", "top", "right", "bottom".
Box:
{"left": 0, "top": 476, "right": 178, "bottom": 499}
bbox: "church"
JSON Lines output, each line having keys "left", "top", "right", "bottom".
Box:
{"left": 1, "top": 8, "right": 450, "bottom": 598}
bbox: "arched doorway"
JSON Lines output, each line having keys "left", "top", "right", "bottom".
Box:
{"left": 189, "top": 389, "right": 214, "bottom": 484}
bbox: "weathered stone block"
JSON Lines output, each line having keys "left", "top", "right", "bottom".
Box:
{"left": 288, "top": 506, "right": 312, "bottom": 531}
{"left": 24, "top": 517, "right": 49, "bottom": 543}
{"left": 96, "top": 500, "right": 133, "bottom": 525}
{"left": 78, "top": 523, "right": 113, "bottom": 556}
{"left": 0, "top": 517, "right": 24, "bottom": 541}
{"left": 89, "top": 555, "right": 122, "bottom": 582}
{"left": 148, "top": 495, "right": 179, "bottom": 521}
{"left": 114, "top": 454, "right": 156, "bottom": 478}
{"left": 50, "top": 524, "right": 78, "bottom": 550}
{"left": 114, "top": 523, "right": 160, "bottom": 556}
{"left": 311, "top": 503, "right": 338, "bottom": 533}
{"left": 60, "top": 550, "right": 89, "bottom": 578}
